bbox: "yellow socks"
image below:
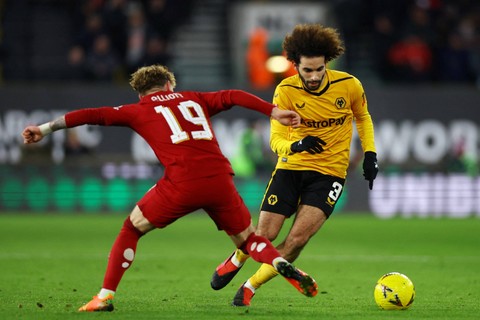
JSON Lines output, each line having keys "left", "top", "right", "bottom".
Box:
{"left": 233, "top": 248, "right": 250, "bottom": 266}
{"left": 248, "top": 263, "right": 279, "bottom": 289}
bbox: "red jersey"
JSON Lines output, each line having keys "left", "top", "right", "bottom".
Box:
{"left": 65, "top": 89, "right": 274, "bottom": 183}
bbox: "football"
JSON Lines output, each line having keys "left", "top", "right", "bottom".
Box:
{"left": 374, "top": 272, "right": 415, "bottom": 310}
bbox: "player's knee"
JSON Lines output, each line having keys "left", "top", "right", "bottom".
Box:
{"left": 287, "top": 234, "right": 310, "bottom": 251}
{"left": 129, "top": 206, "right": 155, "bottom": 233}
{"left": 255, "top": 228, "right": 279, "bottom": 241}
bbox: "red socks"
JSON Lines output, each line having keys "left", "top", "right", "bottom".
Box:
{"left": 100, "top": 222, "right": 281, "bottom": 291}
{"left": 102, "top": 217, "right": 144, "bottom": 291}
{"left": 240, "top": 233, "right": 281, "bottom": 265}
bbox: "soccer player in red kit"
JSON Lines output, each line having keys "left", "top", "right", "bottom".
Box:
{"left": 22, "top": 64, "right": 318, "bottom": 312}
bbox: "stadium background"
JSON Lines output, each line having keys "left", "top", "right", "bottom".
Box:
{"left": 0, "top": 0, "right": 479, "bottom": 218}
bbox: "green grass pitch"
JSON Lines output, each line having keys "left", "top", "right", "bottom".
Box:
{"left": 0, "top": 212, "right": 478, "bottom": 319}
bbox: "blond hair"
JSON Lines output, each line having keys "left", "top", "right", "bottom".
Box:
{"left": 129, "top": 64, "right": 177, "bottom": 95}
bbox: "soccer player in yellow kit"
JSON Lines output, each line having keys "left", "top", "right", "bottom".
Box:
{"left": 211, "top": 24, "right": 378, "bottom": 306}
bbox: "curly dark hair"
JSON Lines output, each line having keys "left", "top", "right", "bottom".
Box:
{"left": 129, "top": 64, "right": 176, "bottom": 95}
{"left": 283, "top": 24, "right": 345, "bottom": 64}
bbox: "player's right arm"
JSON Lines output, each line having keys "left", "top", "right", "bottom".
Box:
{"left": 269, "top": 86, "right": 296, "bottom": 155}
{"left": 22, "top": 106, "right": 136, "bottom": 144}
{"left": 22, "top": 116, "right": 67, "bottom": 144}
{"left": 269, "top": 114, "right": 295, "bottom": 155}
{"left": 269, "top": 87, "right": 326, "bottom": 155}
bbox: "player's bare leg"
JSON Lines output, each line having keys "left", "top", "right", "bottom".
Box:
{"left": 272, "top": 205, "right": 327, "bottom": 262}
{"left": 213, "top": 216, "right": 318, "bottom": 304}
{"left": 232, "top": 206, "right": 326, "bottom": 306}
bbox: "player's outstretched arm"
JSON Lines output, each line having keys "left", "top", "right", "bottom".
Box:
{"left": 22, "top": 116, "right": 67, "bottom": 144}
{"left": 271, "top": 107, "right": 301, "bottom": 128}
{"left": 224, "top": 90, "right": 300, "bottom": 128}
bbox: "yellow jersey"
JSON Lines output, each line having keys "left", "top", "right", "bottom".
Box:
{"left": 271, "top": 69, "right": 376, "bottom": 178}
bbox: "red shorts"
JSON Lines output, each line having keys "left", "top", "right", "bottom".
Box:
{"left": 137, "top": 174, "right": 252, "bottom": 235}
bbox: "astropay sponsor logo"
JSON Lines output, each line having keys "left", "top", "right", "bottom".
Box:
{"left": 302, "top": 115, "right": 347, "bottom": 128}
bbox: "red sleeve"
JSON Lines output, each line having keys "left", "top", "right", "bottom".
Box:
{"left": 200, "top": 90, "right": 274, "bottom": 116}
{"left": 225, "top": 90, "right": 274, "bottom": 116}
{"left": 65, "top": 106, "right": 136, "bottom": 128}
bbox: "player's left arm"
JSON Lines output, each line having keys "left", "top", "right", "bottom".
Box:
{"left": 351, "top": 82, "right": 375, "bottom": 153}
{"left": 351, "top": 80, "right": 378, "bottom": 189}
{"left": 203, "top": 90, "right": 300, "bottom": 127}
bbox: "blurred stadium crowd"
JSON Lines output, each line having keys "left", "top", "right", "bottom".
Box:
{"left": 63, "top": 0, "right": 192, "bottom": 82}
{"left": 0, "top": 0, "right": 479, "bottom": 86}
{"left": 358, "top": 0, "right": 480, "bottom": 84}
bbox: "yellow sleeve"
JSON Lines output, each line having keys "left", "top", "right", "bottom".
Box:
{"left": 351, "top": 79, "right": 376, "bottom": 153}
{"left": 269, "top": 86, "right": 295, "bottom": 155}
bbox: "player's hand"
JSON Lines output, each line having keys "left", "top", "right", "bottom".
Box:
{"left": 22, "top": 126, "right": 44, "bottom": 144}
{"left": 291, "top": 136, "right": 326, "bottom": 154}
{"left": 363, "top": 151, "right": 378, "bottom": 190}
{"left": 271, "top": 107, "right": 301, "bottom": 128}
